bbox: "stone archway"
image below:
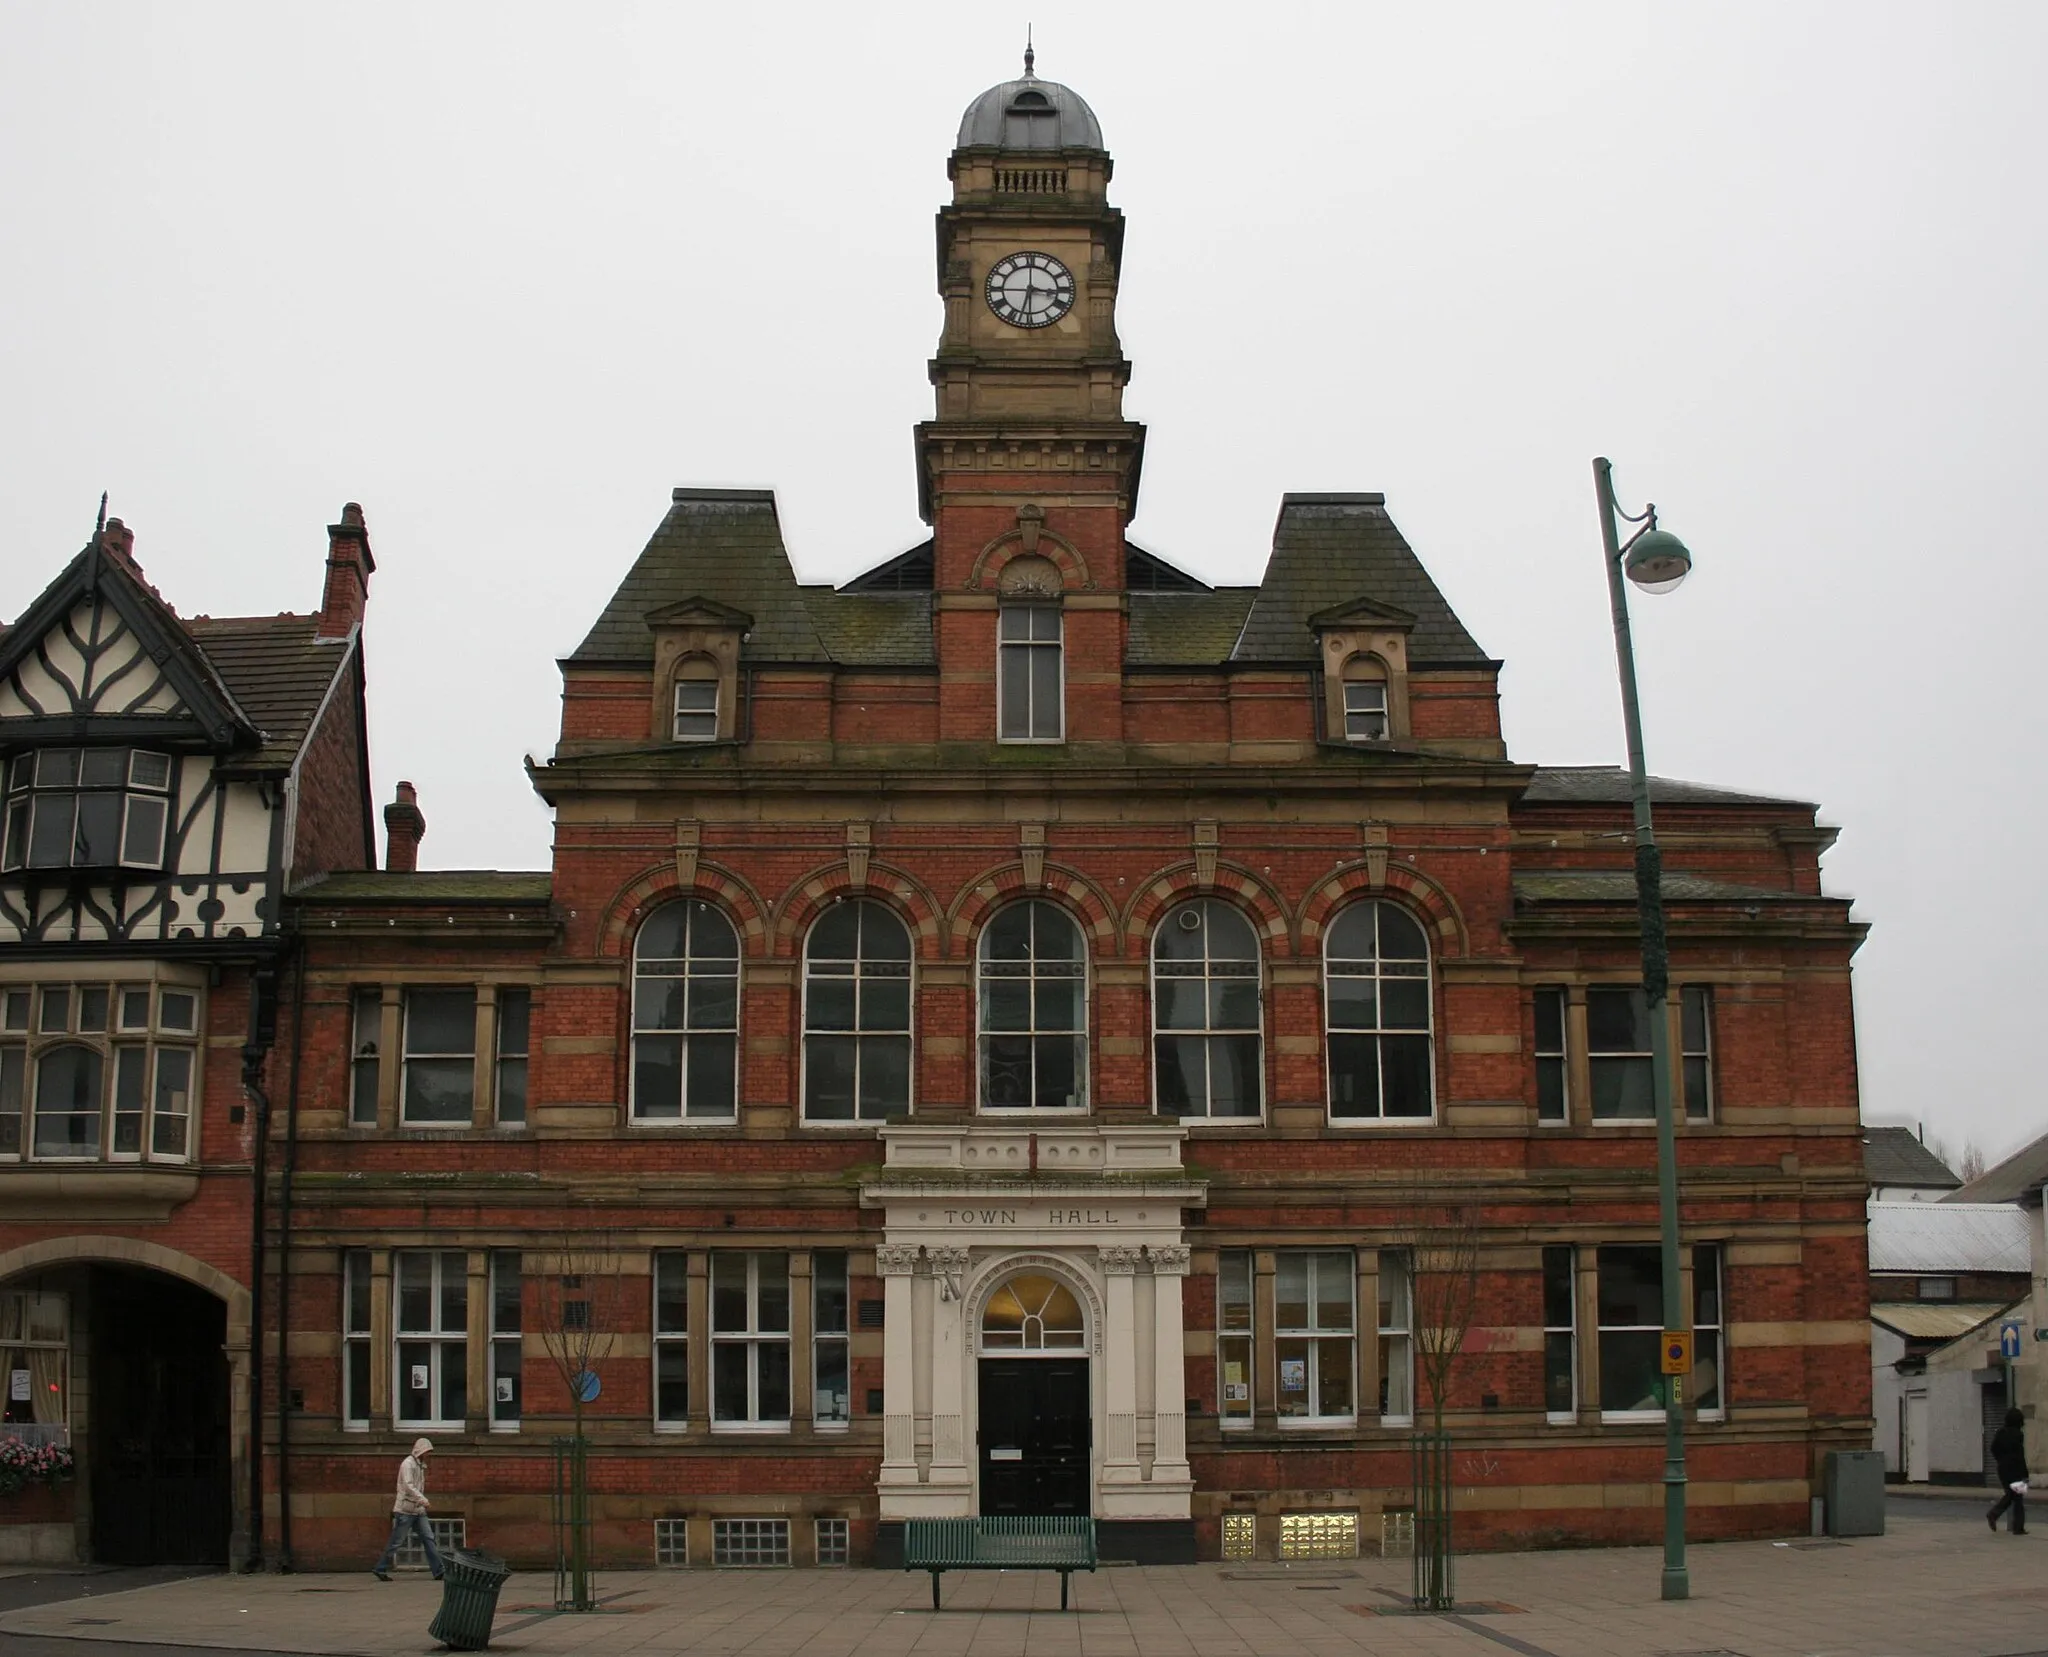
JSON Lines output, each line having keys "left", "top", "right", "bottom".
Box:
{"left": 0, "top": 1238, "right": 249, "bottom": 1568}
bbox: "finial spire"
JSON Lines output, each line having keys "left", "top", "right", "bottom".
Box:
{"left": 1023, "top": 26, "right": 1034, "bottom": 78}
{"left": 85, "top": 490, "right": 109, "bottom": 592}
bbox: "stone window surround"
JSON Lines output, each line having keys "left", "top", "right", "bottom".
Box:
{"left": 1525, "top": 979, "right": 1718, "bottom": 1128}
{"left": 347, "top": 979, "right": 537, "bottom": 1134}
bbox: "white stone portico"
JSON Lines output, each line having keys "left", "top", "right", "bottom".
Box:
{"left": 861, "top": 1124, "right": 1205, "bottom": 1521}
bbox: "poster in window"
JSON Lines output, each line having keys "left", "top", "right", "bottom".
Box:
{"left": 496, "top": 1376, "right": 514, "bottom": 1403}
{"left": 8, "top": 1370, "right": 28, "bottom": 1403}
{"left": 1279, "top": 1358, "right": 1307, "bottom": 1392}
{"left": 410, "top": 1364, "right": 429, "bottom": 1393}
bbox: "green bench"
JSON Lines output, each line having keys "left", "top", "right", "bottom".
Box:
{"left": 903, "top": 1516, "right": 1097, "bottom": 1610}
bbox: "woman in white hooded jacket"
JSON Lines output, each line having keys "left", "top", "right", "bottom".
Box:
{"left": 370, "top": 1438, "right": 443, "bottom": 1580}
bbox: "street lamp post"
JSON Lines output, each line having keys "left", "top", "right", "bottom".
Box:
{"left": 1592, "top": 456, "right": 1694, "bottom": 1603}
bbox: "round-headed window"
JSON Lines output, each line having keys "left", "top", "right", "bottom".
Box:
{"left": 981, "top": 1273, "right": 1085, "bottom": 1351}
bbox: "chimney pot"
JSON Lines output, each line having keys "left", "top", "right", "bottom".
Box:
{"left": 317, "top": 500, "right": 377, "bottom": 640}
{"left": 101, "top": 518, "right": 136, "bottom": 562}
{"left": 384, "top": 780, "right": 426, "bottom": 872}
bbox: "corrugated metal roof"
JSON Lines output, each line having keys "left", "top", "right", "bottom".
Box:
{"left": 1867, "top": 1201, "right": 2031, "bottom": 1273}
{"left": 1870, "top": 1301, "right": 2017, "bottom": 1342}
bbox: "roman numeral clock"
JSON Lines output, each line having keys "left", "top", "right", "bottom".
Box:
{"left": 986, "top": 251, "right": 1075, "bottom": 328}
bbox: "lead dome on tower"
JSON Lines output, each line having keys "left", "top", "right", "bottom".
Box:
{"left": 956, "top": 61, "right": 1104, "bottom": 151}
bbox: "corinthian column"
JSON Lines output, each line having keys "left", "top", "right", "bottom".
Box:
{"left": 1148, "top": 1245, "right": 1193, "bottom": 1489}
{"left": 1100, "top": 1245, "right": 1143, "bottom": 1487}
{"left": 877, "top": 1246, "right": 920, "bottom": 1494}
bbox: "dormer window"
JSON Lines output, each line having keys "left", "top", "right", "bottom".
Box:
{"left": 1005, "top": 90, "right": 1057, "bottom": 148}
{"left": 2, "top": 749, "right": 172, "bottom": 874}
{"left": 673, "top": 677, "right": 719, "bottom": 743}
{"left": 1343, "top": 680, "right": 1389, "bottom": 742}
{"left": 997, "top": 605, "right": 1063, "bottom": 742}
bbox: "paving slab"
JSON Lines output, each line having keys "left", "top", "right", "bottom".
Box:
{"left": 0, "top": 1505, "right": 2041, "bottom": 1657}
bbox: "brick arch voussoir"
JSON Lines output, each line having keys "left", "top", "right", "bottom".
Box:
{"left": 1120, "top": 862, "right": 1296, "bottom": 959}
{"left": 597, "top": 862, "right": 771, "bottom": 959}
{"left": 772, "top": 861, "right": 944, "bottom": 959}
{"left": 967, "top": 531, "right": 1093, "bottom": 594}
{"left": 0, "top": 1235, "right": 251, "bottom": 1331}
{"left": 945, "top": 862, "right": 1120, "bottom": 958}
{"left": 1299, "top": 861, "right": 1470, "bottom": 960}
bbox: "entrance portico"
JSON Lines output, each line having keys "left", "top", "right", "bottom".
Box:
{"left": 862, "top": 1124, "right": 1203, "bottom": 1544}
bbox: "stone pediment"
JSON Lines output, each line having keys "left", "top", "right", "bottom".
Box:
{"left": 1306, "top": 595, "right": 1418, "bottom": 632}
{"left": 644, "top": 596, "right": 754, "bottom": 631}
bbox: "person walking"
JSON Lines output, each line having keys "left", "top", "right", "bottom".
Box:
{"left": 371, "top": 1438, "right": 444, "bottom": 1579}
{"left": 1988, "top": 1408, "right": 2029, "bottom": 1535}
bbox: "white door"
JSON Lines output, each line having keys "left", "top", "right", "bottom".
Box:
{"left": 1905, "top": 1392, "right": 1931, "bottom": 1483}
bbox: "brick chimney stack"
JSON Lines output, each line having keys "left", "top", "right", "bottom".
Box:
{"left": 317, "top": 501, "right": 376, "bottom": 640}
{"left": 100, "top": 517, "right": 136, "bottom": 565}
{"left": 383, "top": 781, "right": 425, "bottom": 872}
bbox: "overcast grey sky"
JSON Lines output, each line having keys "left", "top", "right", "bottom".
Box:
{"left": 3, "top": 3, "right": 2042, "bottom": 1161}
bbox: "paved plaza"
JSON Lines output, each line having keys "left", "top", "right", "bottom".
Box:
{"left": 1, "top": 1500, "right": 2041, "bottom": 1657}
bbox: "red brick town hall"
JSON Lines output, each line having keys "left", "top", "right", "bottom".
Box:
{"left": 0, "top": 61, "right": 1870, "bottom": 1571}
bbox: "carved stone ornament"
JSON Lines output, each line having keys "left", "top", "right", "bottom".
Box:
{"left": 1148, "top": 1244, "right": 1192, "bottom": 1276}
{"left": 1364, "top": 822, "right": 1390, "bottom": 890}
{"left": 876, "top": 1245, "right": 922, "bottom": 1276}
{"left": 675, "top": 820, "right": 702, "bottom": 890}
{"left": 1098, "top": 1245, "right": 1144, "bottom": 1275}
{"left": 928, "top": 1245, "right": 972, "bottom": 1274}
{"left": 1020, "top": 823, "right": 1047, "bottom": 892}
{"left": 997, "top": 553, "right": 1062, "bottom": 599}
{"left": 846, "top": 822, "right": 871, "bottom": 892}
{"left": 1193, "top": 821, "right": 1220, "bottom": 891}
{"left": 1016, "top": 502, "right": 1045, "bottom": 553}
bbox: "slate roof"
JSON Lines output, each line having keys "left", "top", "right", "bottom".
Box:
{"left": 185, "top": 615, "right": 351, "bottom": 770}
{"left": 802, "top": 590, "right": 934, "bottom": 667}
{"left": 293, "top": 870, "right": 554, "bottom": 904}
{"left": 1230, "top": 495, "right": 1490, "bottom": 666}
{"left": 1512, "top": 871, "right": 1800, "bottom": 904}
{"left": 1520, "top": 767, "right": 1814, "bottom": 809}
{"left": 1867, "top": 1202, "right": 2029, "bottom": 1274}
{"left": 1865, "top": 1126, "right": 1964, "bottom": 1192}
{"left": 1126, "top": 590, "right": 1257, "bottom": 666}
{"left": 568, "top": 491, "right": 830, "bottom": 665}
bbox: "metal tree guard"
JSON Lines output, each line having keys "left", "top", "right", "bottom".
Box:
{"left": 1411, "top": 1431, "right": 1454, "bottom": 1610}
{"left": 551, "top": 1435, "right": 594, "bottom": 1612}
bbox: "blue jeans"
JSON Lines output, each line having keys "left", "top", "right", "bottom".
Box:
{"left": 373, "top": 1512, "right": 443, "bottom": 1576}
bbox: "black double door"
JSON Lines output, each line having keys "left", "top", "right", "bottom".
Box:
{"left": 90, "top": 1269, "right": 231, "bottom": 1566}
{"left": 978, "top": 1358, "right": 1090, "bottom": 1516}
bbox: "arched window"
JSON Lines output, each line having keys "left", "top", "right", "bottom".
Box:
{"left": 1325, "top": 901, "right": 1434, "bottom": 1120}
{"left": 1341, "top": 655, "right": 1389, "bottom": 742}
{"left": 802, "top": 899, "right": 912, "bottom": 1122}
{"left": 978, "top": 900, "right": 1086, "bottom": 1110}
{"left": 632, "top": 900, "right": 739, "bottom": 1122}
{"left": 982, "top": 1273, "right": 1085, "bottom": 1350}
{"left": 1152, "top": 899, "right": 1262, "bottom": 1119}
{"left": 33, "top": 1045, "right": 102, "bottom": 1159}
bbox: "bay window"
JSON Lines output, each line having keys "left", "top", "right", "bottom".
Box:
{"left": 2, "top": 748, "right": 172, "bottom": 872}
{"left": 0, "top": 977, "right": 201, "bottom": 1164}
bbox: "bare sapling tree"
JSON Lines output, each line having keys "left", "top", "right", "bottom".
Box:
{"left": 1398, "top": 1188, "right": 1482, "bottom": 1434}
{"left": 1391, "top": 1180, "right": 1483, "bottom": 1611}
{"left": 532, "top": 1213, "right": 626, "bottom": 1611}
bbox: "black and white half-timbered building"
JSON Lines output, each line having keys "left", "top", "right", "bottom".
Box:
{"left": 0, "top": 508, "right": 378, "bottom": 1568}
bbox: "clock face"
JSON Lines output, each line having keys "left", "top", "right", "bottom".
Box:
{"left": 986, "top": 251, "right": 1075, "bottom": 329}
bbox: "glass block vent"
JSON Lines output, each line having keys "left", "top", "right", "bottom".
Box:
{"left": 713, "top": 1517, "right": 791, "bottom": 1568}
{"left": 1278, "top": 1511, "right": 1358, "bottom": 1560}
{"left": 1380, "top": 1509, "right": 1415, "bottom": 1559}
{"left": 1221, "top": 1512, "right": 1256, "bottom": 1559}
{"left": 396, "top": 1517, "right": 464, "bottom": 1569}
{"left": 655, "top": 1518, "right": 688, "bottom": 1567}
{"left": 815, "top": 1517, "right": 850, "bottom": 1566}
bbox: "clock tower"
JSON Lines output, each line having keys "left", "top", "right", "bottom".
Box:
{"left": 920, "top": 54, "right": 1143, "bottom": 745}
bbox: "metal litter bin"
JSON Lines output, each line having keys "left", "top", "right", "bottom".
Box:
{"left": 428, "top": 1548, "right": 512, "bottom": 1651}
{"left": 1824, "top": 1450, "right": 1886, "bottom": 1537}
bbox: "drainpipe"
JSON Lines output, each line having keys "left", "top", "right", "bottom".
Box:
{"left": 275, "top": 932, "right": 308, "bottom": 1570}
{"left": 241, "top": 965, "right": 279, "bottom": 1572}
